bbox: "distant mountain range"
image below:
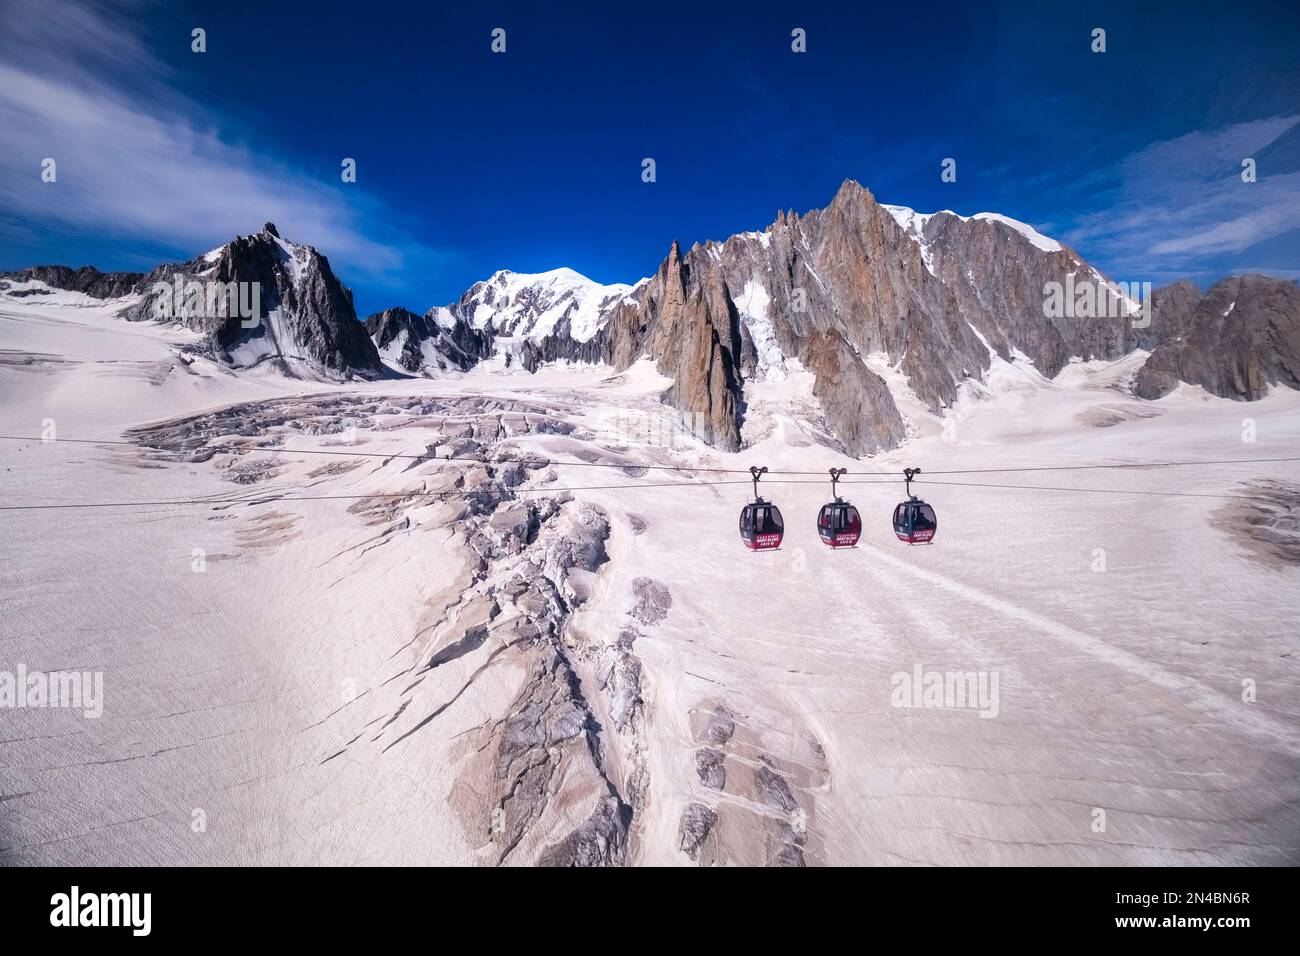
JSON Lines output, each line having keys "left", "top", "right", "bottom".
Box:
{"left": 5, "top": 181, "right": 1297, "bottom": 454}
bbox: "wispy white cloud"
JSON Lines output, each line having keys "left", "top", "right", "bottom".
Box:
{"left": 1059, "top": 115, "right": 1300, "bottom": 281}
{"left": 0, "top": 0, "right": 448, "bottom": 287}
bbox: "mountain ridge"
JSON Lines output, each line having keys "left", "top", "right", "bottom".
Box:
{"left": 5, "top": 180, "right": 1298, "bottom": 453}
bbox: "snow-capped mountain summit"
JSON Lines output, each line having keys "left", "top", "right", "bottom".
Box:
{"left": 446, "top": 267, "right": 642, "bottom": 344}
{"left": 364, "top": 267, "right": 643, "bottom": 376}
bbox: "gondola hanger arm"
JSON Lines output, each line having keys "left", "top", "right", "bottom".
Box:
{"left": 903, "top": 466, "right": 921, "bottom": 499}
{"left": 829, "top": 467, "right": 847, "bottom": 501}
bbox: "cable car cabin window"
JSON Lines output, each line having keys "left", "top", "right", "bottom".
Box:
{"left": 755, "top": 506, "right": 782, "bottom": 533}
{"left": 915, "top": 505, "right": 936, "bottom": 531}
{"left": 893, "top": 504, "right": 907, "bottom": 529}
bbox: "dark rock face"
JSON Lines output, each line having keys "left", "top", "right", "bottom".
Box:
{"left": 517, "top": 317, "right": 608, "bottom": 371}
{"left": 695, "top": 748, "right": 726, "bottom": 790}
{"left": 677, "top": 802, "right": 717, "bottom": 860}
{"left": 1134, "top": 279, "right": 1203, "bottom": 352}
{"left": 120, "top": 223, "right": 382, "bottom": 379}
{"left": 364, "top": 306, "right": 492, "bottom": 373}
{"left": 365, "top": 306, "right": 425, "bottom": 371}
{"left": 1135, "top": 275, "right": 1300, "bottom": 400}
{"left": 2, "top": 265, "right": 144, "bottom": 299}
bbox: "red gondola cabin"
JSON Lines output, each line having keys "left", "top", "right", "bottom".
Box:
{"left": 739, "top": 501, "right": 784, "bottom": 550}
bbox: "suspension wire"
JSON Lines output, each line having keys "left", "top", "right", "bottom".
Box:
{"left": 917, "top": 457, "right": 1300, "bottom": 476}
{"left": 0, "top": 475, "right": 902, "bottom": 514}
{"left": 0, "top": 434, "right": 752, "bottom": 474}
{"left": 3, "top": 434, "right": 1298, "bottom": 479}
{"left": 0, "top": 479, "right": 762, "bottom": 513}
{"left": 915, "top": 478, "right": 1259, "bottom": 501}
{"left": 0, "top": 434, "right": 1295, "bottom": 516}
{"left": 0, "top": 471, "right": 1273, "bottom": 513}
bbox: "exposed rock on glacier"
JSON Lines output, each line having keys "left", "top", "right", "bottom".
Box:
{"left": 1, "top": 264, "right": 144, "bottom": 300}
{"left": 126, "top": 393, "right": 642, "bottom": 866}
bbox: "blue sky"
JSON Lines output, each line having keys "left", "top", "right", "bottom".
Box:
{"left": 2, "top": 0, "right": 1297, "bottom": 319}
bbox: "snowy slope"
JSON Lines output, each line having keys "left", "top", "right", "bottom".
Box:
{"left": 2, "top": 291, "right": 1298, "bottom": 866}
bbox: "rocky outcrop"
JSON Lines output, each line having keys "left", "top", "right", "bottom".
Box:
{"left": 638, "top": 241, "right": 745, "bottom": 450}
{"left": 1, "top": 264, "right": 145, "bottom": 299}
{"left": 364, "top": 306, "right": 426, "bottom": 371}
{"left": 677, "top": 802, "right": 717, "bottom": 860}
{"left": 800, "top": 328, "right": 906, "bottom": 455}
{"left": 1135, "top": 275, "right": 1300, "bottom": 400}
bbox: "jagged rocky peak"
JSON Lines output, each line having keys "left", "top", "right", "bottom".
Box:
{"left": 110, "top": 223, "right": 382, "bottom": 380}
{"left": 640, "top": 236, "right": 746, "bottom": 450}
{"left": 622, "top": 177, "right": 1110, "bottom": 454}
{"left": 827, "top": 176, "right": 875, "bottom": 212}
